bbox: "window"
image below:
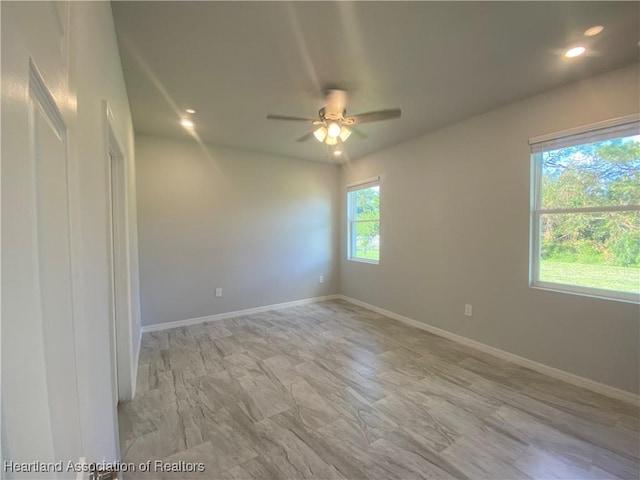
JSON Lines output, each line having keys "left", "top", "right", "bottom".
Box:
{"left": 530, "top": 116, "right": 640, "bottom": 302}
{"left": 347, "top": 177, "right": 380, "bottom": 263}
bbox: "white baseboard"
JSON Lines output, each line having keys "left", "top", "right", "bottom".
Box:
{"left": 336, "top": 295, "right": 639, "bottom": 406}
{"left": 141, "top": 294, "right": 340, "bottom": 333}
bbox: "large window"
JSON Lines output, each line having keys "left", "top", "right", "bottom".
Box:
{"left": 347, "top": 177, "right": 380, "bottom": 263}
{"left": 530, "top": 116, "right": 640, "bottom": 302}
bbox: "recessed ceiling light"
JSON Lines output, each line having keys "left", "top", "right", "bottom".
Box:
{"left": 333, "top": 150, "right": 342, "bottom": 156}
{"left": 185, "top": 108, "right": 196, "bottom": 114}
{"left": 564, "top": 46, "right": 586, "bottom": 58}
{"left": 180, "top": 118, "right": 194, "bottom": 128}
{"left": 584, "top": 26, "right": 604, "bottom": 37}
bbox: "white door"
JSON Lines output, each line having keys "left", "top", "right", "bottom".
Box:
{"left": 2, "top": 2, "right": 84, "bottom": 475}
{"left": 31, "top": 67, "right": 84, "bottom": 467}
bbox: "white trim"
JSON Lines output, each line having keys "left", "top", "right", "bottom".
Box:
{"left": 28, "top": 59, "right": 66, "bottom": 138}
{"left": 103, "top": 100, "right": 135, "bottom": 404}
{"left": 131, "top": 328, "right": 142, "bottom": 399}
{"left": 528, "top": 113, "right": 640, "bottom": 145}
{"left": 532, "top": 281, "right": 639, "bottom": 304}
{"left": 540, "top": 205, "right": 640, "bottom": 215}
{"left": 347, "top": 257, "right": 379, "bottom": 265}
{"left": 346, "top": 175, "right": 380, "bottom": 189}
{"left": 336, "top": 295, "right": 639, "bottom": 406}
{"left": 141, "top": 295, "right": 340, "bottom": 333}
{"left": 350, "top": 219, "right": 382, "bottom": 224}
{"left": 529, "top": 151, "right": 542, "bottom": 285}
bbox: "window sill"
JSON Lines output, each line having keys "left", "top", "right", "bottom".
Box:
{"left": 348, "top": 257, "right": 379, "bottom": 265}
{"left": 531, "top": 282, "right": 639, "bottom": 304}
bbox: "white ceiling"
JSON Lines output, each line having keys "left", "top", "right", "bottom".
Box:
{"left": 112, "top": 1, "right": 639, "bottom": 162}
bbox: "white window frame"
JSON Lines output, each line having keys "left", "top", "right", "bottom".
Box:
{"left": 347, "top": 176, "right": 381, "bottom": 264}
{"left": 529, "top": 114, "right": 640, "bottom": 303}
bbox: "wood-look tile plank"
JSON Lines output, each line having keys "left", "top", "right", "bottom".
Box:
{"left": 485, "top": 405, "right": 597, "bottom": 468}
{"left": 368, "top": 436, "right": 460, "bottom": 479}
{"left": 514, "top": 446, "right": 596, "bottom": 480}
{"left": 260, "top": 354, "right": 304, "bottom": 388}
{"left": 316, "top": 419, "right": 402, "bottom": 479}
{"left": 470, "top": 378, "right": 640, "bottom": 460}
{"left": 374, "top": 394, "right": 461, "bottom": 452}
{"left": 252, "top": 414, "right": 347, "bottom": 479}
{"left": 286, "top": 379, "right": 341, "bottom": 430}
{"left": 222, "top": 455, "right": 288, "bottom": 480}
{"left": 439, "top": 424, "right": 531, "bottom": 479}
{"left": 325, "top": 386, "right": 398, "bottom": 444}
{"left": 237, "top": 374, "right": 291, "bottom": 421}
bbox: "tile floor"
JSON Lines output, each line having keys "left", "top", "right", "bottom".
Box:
{"left": 118, "top": 300, "right": 639, "bottom": 479}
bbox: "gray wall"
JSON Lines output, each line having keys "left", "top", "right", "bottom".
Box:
{"left": 136, "top": 135, "right": 339, "bottom": 326}
{"left": 340, "top": 64, "right": 640, "bottom": 395}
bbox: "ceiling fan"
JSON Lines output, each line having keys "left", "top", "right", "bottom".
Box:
{"left": 266, "top": 89, "right": 401, "bottom": 156}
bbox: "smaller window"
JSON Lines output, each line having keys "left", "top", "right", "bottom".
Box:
{"left": 347, "top": 178, "right": 380, "bottom": 264}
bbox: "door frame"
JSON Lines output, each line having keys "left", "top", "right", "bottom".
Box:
{"left": 103, "top": 101, "right": 135, "bottom": 404}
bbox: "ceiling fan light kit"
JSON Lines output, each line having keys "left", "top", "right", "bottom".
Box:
{"left": 339, "top": 127, "right": 352, "bottom": 142}
{"left": 313, "top": 126, "right": 327, "bottom": 142}
{"left": 267, "top": 89, "right": 401, "bottom": 157}
{"left": 327, "top": 122, "right": 341, "bottom": 138}
{"left": 313, "top": 122, "right": 351, "bottom": 145}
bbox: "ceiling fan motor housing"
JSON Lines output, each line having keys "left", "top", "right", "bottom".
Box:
{"left": 319, "top": 107, "right": 346, "bottom": 122}
{"left": 324, "top": 89, "right": 348, "bottom": 118}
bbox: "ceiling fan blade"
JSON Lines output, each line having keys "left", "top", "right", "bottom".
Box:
{"left": 344, "top": 108, "right": 401, "bottom": 125}
{"left": 350, "top": 126, "right": 368, "bottom": 139}
{"left": 296, "top": 131, "right": 315, "bottom": 142}
{"left": 267, "top": 114, "right": 316, "bottom": 122}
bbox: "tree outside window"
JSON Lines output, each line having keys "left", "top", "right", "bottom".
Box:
{"left": 532, "top": 121, "right": 639, "bottom": 301}
{"left": 348, "top": 181, "right": 380, "bottom": 263}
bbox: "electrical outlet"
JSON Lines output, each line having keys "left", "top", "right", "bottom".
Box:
{"left": 464, "top": 304, "right": 472, "bottom": 317}
{"left": 215, "top": 288, "right": 222, "bottom": 298}
{"left": 319, "top": 275, "right": 324, "bottom": 284}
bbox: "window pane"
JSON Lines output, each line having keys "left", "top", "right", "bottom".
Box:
{"left": 541, "top": 134, "right": 640, "bottom": 209}
{"left": 539, "top": 211, "right": 639, "bottom": 293}
{"left": 354, "top": 220, "right": 379, "bottom": 261}
{"left": 353, "top": 186, "right": 380, "bottom": 221}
